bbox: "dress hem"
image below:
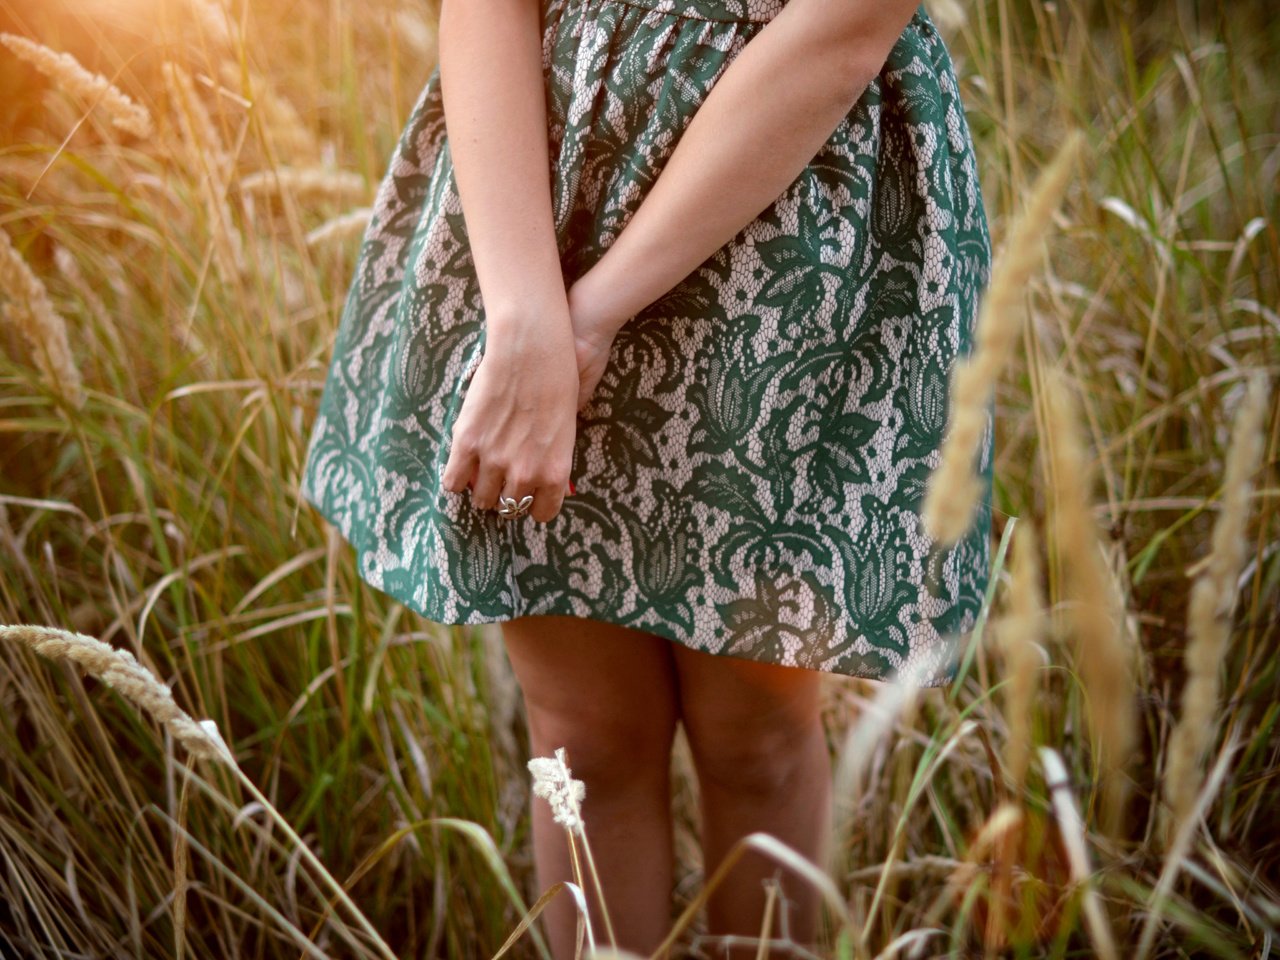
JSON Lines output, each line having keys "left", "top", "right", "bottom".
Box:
{"left": 300, "top": 485, "right": 965, "bottom": 689}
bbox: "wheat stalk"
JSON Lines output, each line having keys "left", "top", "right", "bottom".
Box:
{"left": 53, "top": 245, "right": 127, "bottom": 363}
{"left": 1161, "top": 371, "right": 1269, "bottom": 842}
{"left": 921, "top": 801, "right": 1021, "bottom": 929}
{"left": 188, "top": 0, "right": 239, "bottom": 48}
{"left": 927, "top": 0, "right": 969, "bottom": 35}
{"left": 0, "top": 229, "right": 85, "bottom": 409}
{"left": 1, "top": 33, "right": 153, "bottom": 139}
{"left": 1043, "top": 365, "right": 1137, "bottom": 837}
{"left": 4, "top": 624, "right": 227, "bottom": 762}
{"left": 160, "top": 61, "right": 231, "bottom": 183}
{"left": 235, "top": 68, "right": 319, "bottom": 159}
{"left": 923, "top": 128, "right": 1086, "bottom": 546}
{"left": 527, "top": 747, "right": 617, "bottom": 953}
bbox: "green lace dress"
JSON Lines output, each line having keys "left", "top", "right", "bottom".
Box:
{"left": 299, "top": 0, "right": 995, "bottom": 685}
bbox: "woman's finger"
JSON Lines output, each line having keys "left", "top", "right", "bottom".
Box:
{"left": 441, "top": 439, "right": 477, "bottom": 495}
{"left": 470, "top": 460, "right": 505, "bottom": 512}
{"left": 528, "top": 479, "right": 566, "bottom": 524}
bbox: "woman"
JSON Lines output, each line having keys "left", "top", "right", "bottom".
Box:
{"left": 299, "top": 0, "right": 994, "bottom": 955}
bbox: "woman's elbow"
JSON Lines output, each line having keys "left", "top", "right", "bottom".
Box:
{"left": 822, "top": 0, "right": 923, "bottom": 102}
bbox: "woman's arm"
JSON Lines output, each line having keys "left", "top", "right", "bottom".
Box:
{"left": 569, "top": 0, "right": 923, "bottom": 341}
{"left": 437, "top": 0, "right": 578, "bottom": 521}
{"left": 437, "top": 0, "right": 569, "bottom": 343}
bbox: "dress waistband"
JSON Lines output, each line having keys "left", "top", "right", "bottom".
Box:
{"left": 600, "top": 0, "right": 784, "bottom": 24}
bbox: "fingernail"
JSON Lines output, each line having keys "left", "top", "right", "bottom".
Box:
{"left": 568, "top": 479, "right": 576, "bottom": 496}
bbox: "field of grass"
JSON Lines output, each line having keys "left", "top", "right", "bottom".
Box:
{"left": 0, "top": 0, "right": 1277, "bottom": 956}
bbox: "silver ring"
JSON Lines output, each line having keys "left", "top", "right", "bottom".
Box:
{"left": 497, "top": 494, "right": 533, "bottom": 520}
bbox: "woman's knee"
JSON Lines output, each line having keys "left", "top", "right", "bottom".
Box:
{"left": 686, "top": 707, "right": 827, "bottom": 797}
{"left": 522, "top": 700, "right": 679, "bottom": 795}
{"left": 672, "top": 650, "right": 828, "bottom": 796}
{"left": 501, "top": 616, "right": 681, "bottom": 786}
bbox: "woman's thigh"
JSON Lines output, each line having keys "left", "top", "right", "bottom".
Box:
{"left": 500, "top": 614, "right": 681, "bottom": 769}
{"left": 668, "top": 643, "right": 825, "bottom": 789}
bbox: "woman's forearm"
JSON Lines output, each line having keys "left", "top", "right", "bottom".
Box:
{"left": 569, "top": 0, "right": 922, "bottom": 338}
{"left": 438, "top": 0, "right": 569, "bottom": 345}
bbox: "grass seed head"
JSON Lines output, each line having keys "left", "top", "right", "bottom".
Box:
{"left": 923, "top": 129, "right": 1086, "bottom": 546}
{"left": 1, "top": 33, "right": 153, "bottom": 139}
{"left": 2, "top": 624, "right": 231, "bottom": 764}
{"left": 1162, "top": 371, "right": 1270, "bottom": 840}
{"left": 239, "top": 167, "right": 367, "bottom": 202}
{"left": 0, "top": 230, "right": 85, "bottom": 409}
{"left": 1043, "top": 365, "right": 1137, "bottom": 836}
{"left": 306, "top": 208, "right": 374, "bottom": 249}
{"left": 528, "top": 747, "right": 586, "bottom": 834}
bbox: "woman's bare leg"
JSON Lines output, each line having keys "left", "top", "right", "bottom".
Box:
{"left": 669, "top": 643, "right": 832, "bottom": 958}
{"left": 501, "top": 613, "right": 681, "bottom": 959}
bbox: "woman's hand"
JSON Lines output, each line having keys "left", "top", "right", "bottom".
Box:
{"left": 440, "top": 322, "right": 579, "bottom": 523}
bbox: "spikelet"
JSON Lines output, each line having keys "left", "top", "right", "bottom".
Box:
{"left": 243, "top": 75, "right": 317, "bottom": 158}
{"left": 305, "top": 208, "right": 373, "bottom": 249}
{"left": 923, "top": 129, "right": 1086, "bottom": 545}
{"left": 0, "top": 33, "right": 153, "bottom": 139}
{"left": 1043, "top": 365, "right": 1136, "bottom": 836}
{"left": 1, "top": 624, "right": 230, "bottom": 763}
{"left": 0, "top": 230, "right": 84, "bottom": 409}
{"left": 997, "top": 520, "right": 1046, "bottom": 795}
{"left": 986, "top": 533, "right": 1047, "bottom": 958}
{"left": 239, "top": 167, "right": 367, "bottom": 203}
{"left": 213, "top": 59, "right": 317, "bottom": 160}
{"left": 527, "top": 747, "right": 618, "bottom": 950}
{"left": 1161, "top": 371, "right": 1269, "bottom": 843}
{"left": 395, "top": 5, "right": 439, "bottom": 61}
{"left": 938, "top": 802, "right": 1022, "bottom": 937}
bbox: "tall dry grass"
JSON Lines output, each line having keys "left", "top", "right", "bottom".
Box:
{"left": 1, "top": 0, "right": 1277, "bottom": 957}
